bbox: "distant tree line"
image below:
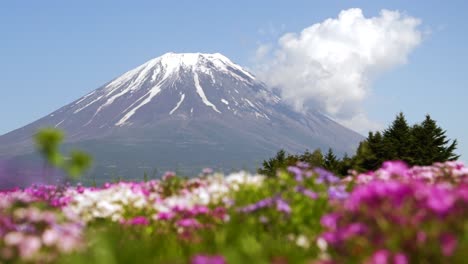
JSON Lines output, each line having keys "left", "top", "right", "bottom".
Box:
{"left": 258, "top": 113, "right": 459, "bottom": 177}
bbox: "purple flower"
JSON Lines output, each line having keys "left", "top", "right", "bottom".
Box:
{"left": 328, "top": 185, "right": 348, "bottom": 200}
{"left": 302, "top": 189, "right": 318, "bottom": 200}
{"left": 295, "top": 186, "right": 318, "bottom": 200}
{"left": 314, "top": 168, "right": 339, "bottom": 184}
{"left": 296, "top": 161, "right": 310, "bottom": 169}
{"left": 276, "top": 199, "right": 291, "bottom": 214}
{"left": 239, "top": 197, "right": 275, "bottom": 213}
{"left": 191, "top": 254, "right": 226, "bottom": 264}
{"left": 287, "top": 166, "right": 303, "bottom": 182}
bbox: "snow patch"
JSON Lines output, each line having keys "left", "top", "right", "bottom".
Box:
{"left": 170, "top": 93, "right": 185, "bottom": 115}
{"left": 55, "top": 120, "right": 65, "bottom": 128}
{"left": 74, "top": 95, "right": 104, "bottom": 114}
{"left": 116, "top": 82, "right": 164, "bottom": 126}
{"left": 193, "top": 72, "right": 221, "bottom": 114}
{"left": 221, "top": 99, "right": 229, "bottom": 105}
{"left": 74, "top": 91, "right": 96, "bottom": 105}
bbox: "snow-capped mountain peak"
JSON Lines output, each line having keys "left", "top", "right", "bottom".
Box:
{"left": 104, "top": 52, "right": 255, "bottom": 94}
{"left": 61, "top": 52, "right": 277, "bottom": 128}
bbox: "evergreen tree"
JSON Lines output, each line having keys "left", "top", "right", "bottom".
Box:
{"left": 411, "top": 115, "right": 459, "bottom": 165}
{"left": 365, "top": 131, "right": 385, "bottom": 170}
{"left": 257, "top": 149, "right": 299, "bottom": 178}
{"left": 259, "top": 112, "right": 459, "bottom": 177}
{"left": 338, "top": 153, "right": 353, "bottom": 176}
{"left": 324, "top": 148, "right": 340, "bottom": 173}
{"left": 258, "top": 149, "right": 287, "bottom": 178}
{"left": 382, "top": 112, "right": 413, "bottom": 164}
{"left": 300, "top": 148, "right": 324, "bottom": 168}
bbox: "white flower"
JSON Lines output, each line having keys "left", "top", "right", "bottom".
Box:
{"left": 296, "top": 235, "right": 310, "bottom": 249}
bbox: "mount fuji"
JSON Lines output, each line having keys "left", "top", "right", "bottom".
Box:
{"left": 0, "top": 52, "right": 363, "bottom": 187}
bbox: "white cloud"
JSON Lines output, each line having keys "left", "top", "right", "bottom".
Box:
{"left": 254, "top": 8, "right": 422, "bottom": 133}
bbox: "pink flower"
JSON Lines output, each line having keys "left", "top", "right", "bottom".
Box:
{"left": 381, "top": 161, "right": 409, "bottom": 177}
{"left": 202, "top": 168, "right": 213, "bottom": 175}
{"left": 426, "top": 185, "right": 455, "bottom": 215}
{"left": 156, "top": 211, "right": 175, "bottom": 220}
{"left": 18, "top": 236, "right": 41, "bottom": 259}
{"left": 440, "top": 233, "right": 457, "bottom": 256}
{"left": 393, "top": 253, "right": 408, "bottom": 264}
{"left": 369, "top": 249, "right": 390, "bottom": 264}
{"left": 42, "top": 229, "right": 60, "bottom": 246}
{"left": 129, "top": 216, "right": 150, "bottom": 226}
{"left": 177, "top": 218, "right": 201, "bottom": 228}
{"left": 321, "top": 213, "right": 339, "bottom": 230}
{"left": 163, "top": 171, "right": 176, "bottom": 180}
{"left": 191, "top": 254, "right": 226, "bottom": 264}
{"left": 4, "top": 232, "right": 24, "bottom": 246}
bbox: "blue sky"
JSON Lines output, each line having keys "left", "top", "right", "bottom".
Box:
{"left": 0, "top": 0, "right": 467, "bottom": 161}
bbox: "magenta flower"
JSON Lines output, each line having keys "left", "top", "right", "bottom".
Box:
{"left": 381, "top": 160, "right": 409, "bottom": 177}
{"left": 129, "top": 216, "right": 149, "bottom": 226}
{"left": 426, "top": 185, "right": 455, "bottom": 215}
{"left": 156, "top": 211, "right": 175, "bottom": 220}
{"left": 191, "top": 254, "right": 226, "bottom": 264}
{"left": 369, "top": 249, "right": 390, "bottom": 264}
{"left": 177, "top": 218, "right": 201, "bottom": 228}
{"left": 440, "top": 233, "right": 457, "bottom": 256}
{"left": 393, "top": 253, "right": 408, "bottom": 264}
{"left": 321, "top": 213, "right": 339, "bottom": 230}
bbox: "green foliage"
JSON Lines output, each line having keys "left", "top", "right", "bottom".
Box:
{"left": 259, "top": 112, "right": 460, "bottom": 176}
{"left": 354, "top": 113, "right": 459, "bottom": 171}
{"left": 34, "top": 128, "right": 65, "bottom": 167}
{"left": 323, "top": 148, "right": 339, "bottom": 174}
{"left": 300, "top": 149, "right": 325, "bottom": 168}
{"left": 65, "top": 150, "right": 93, "bottom": 179}
{"left": 258, "top": 148, "right": 327, "bottom": 177}
{"left": 411, "top": 115, "right": 460, "bottom": 165}
{"left": 34, "top": 128, "right": 93, "bottom": 179}
{"left": 257, "top": 149, "right": 296, "bottom": 178}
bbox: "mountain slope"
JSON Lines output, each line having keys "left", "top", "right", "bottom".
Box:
{"left": 0, "top": 52, "right": 363, "bottom": 186}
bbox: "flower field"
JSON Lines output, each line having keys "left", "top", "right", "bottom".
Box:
{"left": 1, "top": 161, "right": 467, "bottom": 263}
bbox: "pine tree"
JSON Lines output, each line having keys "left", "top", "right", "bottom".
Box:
{"left": 338, "top": 153, "right": 353, "bottom": 176}
{"left": 258, "top": 149, "right": 287, "bottom": 177}
{"left": 324, "top": 148, "right": 340, "bottom": 173}
{"left": 411, "top": 115, "right": 459, "bottom": 165}
{"left": 300, "top": 148, "right": 324, "bottom": 168}
{"left": 257, "top": 149, "right": 299, "bottom": 178}
{"left": 382, "top": 112, "right": 413, "bottom": 163}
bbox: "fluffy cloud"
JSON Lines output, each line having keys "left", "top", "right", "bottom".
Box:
{"left": 255, "top": 8, "right": 422, "bottom": 133}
